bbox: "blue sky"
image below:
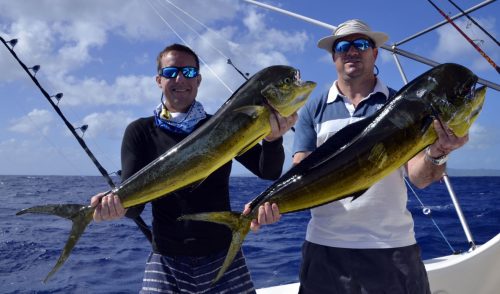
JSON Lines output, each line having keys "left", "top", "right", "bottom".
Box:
{"left": 0, "top": 0, "right": 498, "bottom": 176}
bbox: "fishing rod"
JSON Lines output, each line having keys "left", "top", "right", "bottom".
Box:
{"left": 427, "top": 0, "right": 500, "bottom": 74}
{"left": 0, "top": 35, "right": 153, "bottom": 243}
{"left": 446, "top": 0, "right": 499, "bottom": 46}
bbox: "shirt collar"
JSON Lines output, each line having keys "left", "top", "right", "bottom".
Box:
{"left": 327, "top": 77, "right": 390, "bottom": 104}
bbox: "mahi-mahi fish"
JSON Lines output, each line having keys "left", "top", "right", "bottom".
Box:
{"left": 16, "top": 65, "right": 316, "bottom": 282}
{"left": 180, "top": 63, "right": 486, "bottom": 283}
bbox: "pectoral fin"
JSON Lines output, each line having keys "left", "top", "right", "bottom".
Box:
{"left": 233, "top": 105, "right": 266, "bottom": 119}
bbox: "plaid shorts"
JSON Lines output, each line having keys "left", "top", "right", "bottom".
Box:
{"left": 299, "top": 241, "right": 431, "bottom": 294}
{"left": 140, "top": 249, "right": 256, "bottom": 294}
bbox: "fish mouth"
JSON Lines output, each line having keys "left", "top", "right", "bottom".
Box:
{"left": 270, "top": 80, "right": 316, "bottom": 117}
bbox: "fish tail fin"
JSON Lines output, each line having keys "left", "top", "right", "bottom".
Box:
{"left": 178, "top": 211, "right": 251, "bottom": 284}
{"left": 16, "top": 204, "right": 94, "bottom": 282}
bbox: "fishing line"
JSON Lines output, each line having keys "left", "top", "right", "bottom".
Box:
{"left": 427, "top": 0, "right": 499, "bottom": 74}
{"left": 161, "top": 0, "right": 250, "bottom": 81}
{"left": 404, "top": 177, "right": 456, "bottom": 253}
{"left": 161, "top": 0, "right": 230, "bottom": 62}
{"left": 146, "top": 0, "right": 234, "bottom": 93}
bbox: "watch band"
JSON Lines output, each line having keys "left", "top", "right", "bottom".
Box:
{"left": 425, "top": 146, "right": 448, "bottom": 166}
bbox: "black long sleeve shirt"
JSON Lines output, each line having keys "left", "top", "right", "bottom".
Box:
{"left": 122, "top": 115, "right": 285, "bottom": 256}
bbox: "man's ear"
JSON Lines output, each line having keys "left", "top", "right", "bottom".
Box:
{"left": 197, "top": 74, "right": 202, "bottom": 86}
{"left": 155, "top": 75, "right": 162, "bottom": 88}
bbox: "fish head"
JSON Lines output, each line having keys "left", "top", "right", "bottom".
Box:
{"left": 446, "top": 85, "right": 486, "bottom": 137}
{"left": 424, "top": 63, "right": 485, "bottom": 137}
{"left": 258, "top": 65, "right": 316, "bottom": 117}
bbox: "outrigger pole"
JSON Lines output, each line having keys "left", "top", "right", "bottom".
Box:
{"left": 243, "top": 0, "right": 499, "bottom": 91}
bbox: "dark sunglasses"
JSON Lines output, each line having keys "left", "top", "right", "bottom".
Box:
{"left": 159, "top": 66, "right": 199, "bottom": 79}
{"left": 333, "top": 38, "right": 373, "bottom": 53}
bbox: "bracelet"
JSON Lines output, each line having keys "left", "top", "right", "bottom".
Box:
{"left": 425, "top": 146, "right": 448, "bottom": 166}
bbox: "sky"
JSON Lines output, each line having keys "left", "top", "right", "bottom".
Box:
{"left": 0, "top": 0, "right": 498, "bottom": 176}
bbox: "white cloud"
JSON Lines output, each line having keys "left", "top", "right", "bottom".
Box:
{"left": 8, "top": 108, "right": 53, "bottom": 135}
{"left": 78, "top": 110, "right": 135, "bottom": 140}
{"left": 48, "top": 74, "right": 158, "bottom": 107}
{"left": 0, "top": 137, "right": 96, "bottom": 175}
{"left": 464, "top": 122, "right": 496, "bottom": 151}
{"left": 243, "top": 9, "right": 266, "bottom": 33}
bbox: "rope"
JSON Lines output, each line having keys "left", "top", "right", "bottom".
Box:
{"left": 404, "top": 177, "right": 456, "bottom": 253}
{"left": 146, "top": 0, "right": 234, "bottom": 93}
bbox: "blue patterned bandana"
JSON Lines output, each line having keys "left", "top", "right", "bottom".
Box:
{"left": 154, "top": 100, "right": 207, "bottom": 134}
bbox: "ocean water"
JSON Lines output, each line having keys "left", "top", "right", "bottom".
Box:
{"left": 1, "top": 175, "right": 499, "bottom": 293}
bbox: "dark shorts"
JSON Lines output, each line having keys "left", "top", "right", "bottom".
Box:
{"left": 299, "top": 241, "right": 430, "bottom": 294}
{"left": 140, "top": 250, "right": 256, "bottom": 294}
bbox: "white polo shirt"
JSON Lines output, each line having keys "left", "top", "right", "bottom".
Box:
{"left": 293, "top": 79, "right": 416, "bottom": 249}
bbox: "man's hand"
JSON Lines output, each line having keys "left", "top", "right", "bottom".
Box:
{"left": 428, "top": 119, "right": 469, "bottom": 157}
{"left": 243, "top": 202, "right": 281, "bottom": 232}
{"left": 264, "top": 111, "right": 298, "bottom": 142}
{"left": 407, "top": 119, "right": 469, "bottom": 188}
{"left": 90, "top": 192, "right": 127, "bottom": 222}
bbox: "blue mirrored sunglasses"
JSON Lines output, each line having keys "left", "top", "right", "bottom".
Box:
{"left": 159, "top": 66, "right": 199, "bottom": 79}
{"left": 333, "top": 38, "right": 373, "bottom": 53}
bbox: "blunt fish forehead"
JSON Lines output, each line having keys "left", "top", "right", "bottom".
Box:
{"left": 264, "top": 65, "right": 298, "bottom": 80}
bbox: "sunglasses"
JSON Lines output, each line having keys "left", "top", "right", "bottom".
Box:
{"left": 333, "top": 38, "right": 373, "bottom": 53}
{"left": 159, "top": 66, "right": 199, "bottom": 79}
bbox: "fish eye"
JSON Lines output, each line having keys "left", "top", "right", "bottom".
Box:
{"left": 283, "top": 77, "right": 291, "bottom": 84}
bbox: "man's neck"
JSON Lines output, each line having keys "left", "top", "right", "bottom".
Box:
{"left": 337, "top": 76, "right": 377, "bottom": 107}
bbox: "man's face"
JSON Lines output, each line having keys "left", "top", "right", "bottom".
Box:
{"left": 332, "top": 33, "right": 378, "bottom": 80}
{"left": 156, "top": 50, "right": 201, "bottom": 113}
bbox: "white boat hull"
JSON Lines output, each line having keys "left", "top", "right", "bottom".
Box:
{"left": 257, "top": 233, "right": 500, "bottom": 294}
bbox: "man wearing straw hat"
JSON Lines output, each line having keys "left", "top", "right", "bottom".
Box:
{"left": 291, "top": 19, "right": 468, "bottom": 293}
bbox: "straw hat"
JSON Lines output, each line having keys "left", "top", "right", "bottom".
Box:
{"left": 317, "top": 19, "right": 389, "bottom": 53}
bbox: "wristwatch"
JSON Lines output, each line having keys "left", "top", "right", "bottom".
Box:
{"left": 425, "top": 146, "right": 448, "bottom": 166}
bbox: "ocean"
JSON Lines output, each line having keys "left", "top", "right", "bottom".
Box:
{"left": 1, "top": 175, "right": 499, "bottom": 293}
